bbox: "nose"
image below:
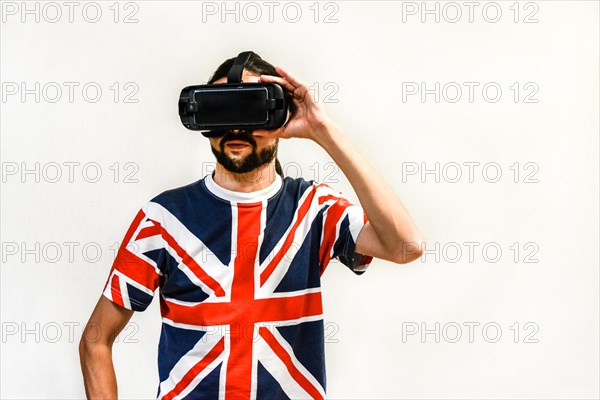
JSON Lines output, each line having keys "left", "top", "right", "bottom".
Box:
{"left": 222, "top": 129, "right": 255, "bottom": 146}
{"left": 228, "top": 129, "right": 250, "bottom": 134}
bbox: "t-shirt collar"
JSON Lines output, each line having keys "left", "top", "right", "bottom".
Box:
{"left": 204, "top": 171, "right": 283, "bottom": 203}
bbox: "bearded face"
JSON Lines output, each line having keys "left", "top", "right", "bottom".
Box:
{"left": 210, "top": 129, "right": 279, "bottom": 174}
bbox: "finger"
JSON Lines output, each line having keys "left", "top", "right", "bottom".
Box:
{"left": 258, "top": 74, "right": 280, "bottom": 81}
{"left": 274, "top": 66, "right": 305, "bottom": 89}
{"left": 259, "top": 74, "right": 295, "bottom": 92}
{"left": 262, "top": 74, "right": 308, "bottom": 102}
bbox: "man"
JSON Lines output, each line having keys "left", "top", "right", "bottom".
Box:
{"left": 79, "top": 52, "right": 426, "bottom": 399}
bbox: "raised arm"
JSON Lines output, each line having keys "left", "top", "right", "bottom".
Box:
{"left": 258, "top": 66, "right": 426, "bottom": 264}
{"left": 79, "top": 296, "right": 134, "bottom": 399}
{"left": 313, "top": 123, "right": 425, "bottom": 264}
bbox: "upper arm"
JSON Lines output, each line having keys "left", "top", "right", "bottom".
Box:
{"left": 102, "top": 203, "right": 164, "bottom": 311}
{"left": 81, "top": 295, "right": 134, "bottom": 347}
{"left": 355, "top": 221, "right": 423, "bottom": 264}
{"left": 354, "top": 221, "right": 393, "bottom": 262}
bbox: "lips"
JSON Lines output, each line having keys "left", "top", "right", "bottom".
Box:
{"left": 225, "top": 140, "right": 251, "bottom": 149}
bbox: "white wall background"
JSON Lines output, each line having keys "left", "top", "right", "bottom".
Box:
{"left": 1, "top": 1, "right": 598, "bottom": 398}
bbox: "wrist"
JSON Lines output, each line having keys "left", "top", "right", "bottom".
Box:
{"left": 311, "top": 119, "right": 342, "bottom": 148}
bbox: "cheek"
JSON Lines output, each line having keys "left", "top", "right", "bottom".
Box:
{"left": 251, "top": 129, "right": 268, "bottom": 137}
{"left": 252, "top": 127, "right": 284, "bottom": 138}
{"left": 252, "top": 135, "right": 278, "bottom": 147}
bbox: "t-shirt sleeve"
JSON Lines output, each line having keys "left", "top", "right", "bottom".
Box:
{"left": 102, "top": 203, "right": 165, "bottom": 311}
{"left": 318, "top": 183, "right": 373, "bottom": 275}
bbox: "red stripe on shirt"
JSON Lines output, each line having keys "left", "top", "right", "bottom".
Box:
{"left": 319, "top": 197, "right": 352, "bottom": 275}
{"left": 135, "top": 224, "right": 161, "bottom": 240}
{"left": 259, "top": 327, "right": 324, "bottom": 399}
{"left": 112, "top": 248, "right": 160, "bottom": 291}
{"left": 162, "top": 337, "right": 225, "bottom": 400}
{"left": 162, "top": 292, "right": 323, "bottom": 327}
{"left": 103, "top": 208, "right": 147, "bottom": 292}
{"left": 110, "top": 274, "right": 124, "bottom": 307}
{"left": 260, "top": 187, "right": 317, "bottom": 286}
{"left": 150, "top": 219, "right": 226, "bottom": 297}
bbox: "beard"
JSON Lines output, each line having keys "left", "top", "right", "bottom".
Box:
{"left": 211, "top": 131, "right": 279, "bottom": 174}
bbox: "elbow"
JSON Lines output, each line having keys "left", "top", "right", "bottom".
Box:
{"left": 392, "top": 236, "right": 426, "bottom": 265}
{"left": 78, "top": 327, "right": 106, "bottom": 363}
{"left": 78, "top": 332, "right": 90, "bottom": 364}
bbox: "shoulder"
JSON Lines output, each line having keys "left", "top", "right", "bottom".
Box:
{"left": 150, "top": 179, "right": 202, "bottom": 204}
{"left": 280, "top": 175, "right": 345, "bottom": 204}
{"left": 136, "top": 178, "right": 207, "bottom": 220}
{"left": 281, "top": 175, "right": 313, "bottom": 192}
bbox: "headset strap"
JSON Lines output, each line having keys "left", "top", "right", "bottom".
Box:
{"left": 227, "top": 51, "right": 254, "bottom": 83}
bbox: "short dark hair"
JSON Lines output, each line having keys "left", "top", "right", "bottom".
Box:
{"left": 208, "top": 52, "right": 286, "bottom": 179}
{"left": 208, "top": 52, "right": 281, "bottom": 84}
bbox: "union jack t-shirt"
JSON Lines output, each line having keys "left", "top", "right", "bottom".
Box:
{"left": 102, "top": 171, "right": 373, "bottom": 399}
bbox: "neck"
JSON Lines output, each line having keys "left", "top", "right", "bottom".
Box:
{"left": 212, "top": 161, "right": 278, "bottom": 193}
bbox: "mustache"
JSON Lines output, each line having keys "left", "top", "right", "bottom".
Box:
{"left": 220, "top": 130, "right": 256, "bottom": 148}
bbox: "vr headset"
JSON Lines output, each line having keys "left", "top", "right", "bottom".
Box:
{"left": 178, "top": 51, "right": 290, "bottom": 138}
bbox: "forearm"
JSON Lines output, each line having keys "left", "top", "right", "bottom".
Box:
{"left": 314, "top": 121, "right": 426, "bottom": 253}
{"left": 79, "top": 341, "right": 118, "bottom": 399}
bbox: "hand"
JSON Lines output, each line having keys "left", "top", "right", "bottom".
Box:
{"left": 257, "top": 66, "right": 334, "bottom": 142}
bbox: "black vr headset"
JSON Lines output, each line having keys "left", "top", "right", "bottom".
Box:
{"left": 178, "top": 51, "right": 290, "bottom": 138}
